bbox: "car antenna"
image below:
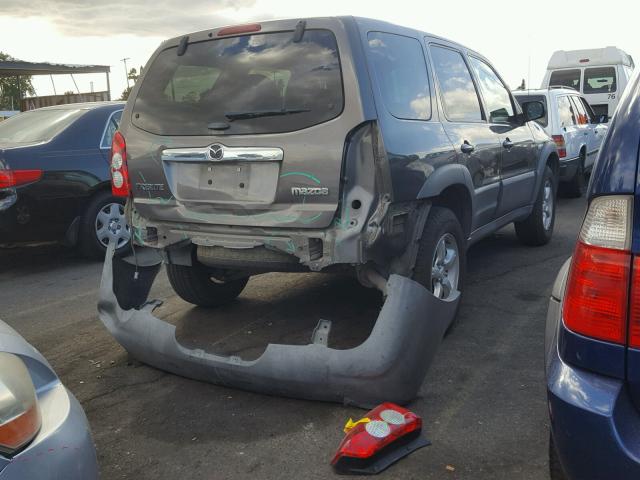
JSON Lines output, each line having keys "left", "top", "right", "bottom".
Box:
{"left": 293, "top": 20, "right": 306, "bottom": 42}
{"left": 177, "top": 35, "right": 189, "bottom": 56}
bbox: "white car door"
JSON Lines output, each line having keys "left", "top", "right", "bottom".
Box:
{"left": 578, "top": 96, "right": 608, "bottom": 169}
{"left": 569, "top": 95, "right": 593, "bottom": 166}
{"left": 556, "top": 95, "right": 581, "bottom": 162}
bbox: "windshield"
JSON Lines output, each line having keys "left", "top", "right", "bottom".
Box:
{"left": 584, "top": 67, "right": 617, "bottom": 94}
{"left": 0, "top": 109, "right": 84, "bottom": 144}
{"left": 549, "top": 69, "right": 581, "bottom": 90}
{"left": 132, "top": 29, "right": 344, "bottom": 136}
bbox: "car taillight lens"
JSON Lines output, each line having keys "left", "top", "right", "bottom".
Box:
{"left": 552, "top": 135, "right": 566, "bottom": 158}
{"left": 563, "top": 196, "right": 633, "bottom": 344}
{"left": 0, "top": 170, "right": 43, "bottom": 189}
{"left": 110, "top": 131, "right": 130, "bottom": 197}
{"left": 331, "top": 403, "right": 427, "bottom": 474}
{"left": 0, "top": 353, "right": 41, "bottom": 455}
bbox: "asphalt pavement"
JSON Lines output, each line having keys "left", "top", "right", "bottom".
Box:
{"left": 0, "top": 196, "right": 586, "bottom": 480}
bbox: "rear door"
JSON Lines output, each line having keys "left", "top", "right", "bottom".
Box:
{"left": 124, "top": 19, "right": 364, "bottom": 229}
{"left": 583, "top": 65, "right": 618, "bottom": 119}
{"left": 568, "top": 95, "right": 591, "bottom": 162}
{"left": 466, "top": 55, "right": 537, "bottom": 216}
{"left": 556, "top": 95, "right": 581, "bottom": 162}
{"left": 578, "top": 96, "right": 608, "bottom": 169}
{"left": 427, "top": 43, "right": 502, "bottom": 230}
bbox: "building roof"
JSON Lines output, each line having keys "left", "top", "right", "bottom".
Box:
{"left": 0, "top": 60, "right": 110, "bottom": 77}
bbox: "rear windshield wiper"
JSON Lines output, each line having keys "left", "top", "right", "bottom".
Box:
{"left": 224, "top": 108, "right": 310, "bottom": 121}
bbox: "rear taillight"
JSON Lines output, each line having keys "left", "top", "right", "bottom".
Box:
{"left": 552, "top": 135, "right": 566, "bottom": 158}
{"left": 563, "top": 196, "right": 633, "bottom": 344}
{"left": 0, "top": 170, "right": 42, "bottom": 189}
{"left": 110, "top": 131, "right": 130, "bottom": 197}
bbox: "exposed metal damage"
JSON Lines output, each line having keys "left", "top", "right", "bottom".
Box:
{"left": 97, "top": 241, "right": 459, "bottom": 407}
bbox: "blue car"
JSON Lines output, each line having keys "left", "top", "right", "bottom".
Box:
{"left": 546, "top": 69, "right": 640, "bottom": 479}
{"left": 0, "top": 102, "right": 129, "bottom": 257}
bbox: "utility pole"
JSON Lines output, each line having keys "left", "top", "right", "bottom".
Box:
{"left": 121, "top": 57, "right": 131, "bottom": 88}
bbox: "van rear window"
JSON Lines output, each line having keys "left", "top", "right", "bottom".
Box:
{"left": 132, "top": 30, "right": 343, "bottom": 136}
{"left": 584, "top": 67, "right": 617, "bottom": 94}
{"left": 549, "top": 69, "right": 581, "bottom": 90}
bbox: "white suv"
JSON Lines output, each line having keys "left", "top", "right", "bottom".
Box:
{"left": 514, "top": 87, "right": 608, "bottom": 197}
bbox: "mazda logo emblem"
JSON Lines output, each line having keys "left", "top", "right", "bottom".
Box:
{"left": 209, "top": 144, "right": 224, "bottom": 160}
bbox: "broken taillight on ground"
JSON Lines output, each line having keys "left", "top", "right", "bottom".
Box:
{"left": 331, "top": 403, "right": 430, "bottom": 475}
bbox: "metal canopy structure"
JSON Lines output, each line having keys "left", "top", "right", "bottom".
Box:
{"left": 0, "top": 60, "right": 110, "bottom": 77}
{"left": 0, "top": 60, "right": 112, "bottom": 109}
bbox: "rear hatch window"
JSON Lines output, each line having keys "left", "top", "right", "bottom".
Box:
{"left": 132, "top": 29, "right": 344, "bottom": 136}
{"left": 584, "top": 66, "right": 617, "bottom": 94}
{"left": 549, "top": 69, "right": 581, "bottom": 90}
{"left": 514, "top": 94, "right": 548, "bottom": 127}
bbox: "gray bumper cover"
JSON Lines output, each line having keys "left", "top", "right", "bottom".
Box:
{"left": 98, "top": 243, "right": 459, "bottom": 407}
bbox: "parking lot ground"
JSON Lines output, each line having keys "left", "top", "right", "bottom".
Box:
{"left": 0, "top": 197, "right": 585, "bottom": 480}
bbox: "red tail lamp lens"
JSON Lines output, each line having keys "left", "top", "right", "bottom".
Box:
{"left": 0, "top": 170, "right": 42, "bottom": 189}
{"left": 552, "top": 135, "right": 566, "bottom": 158}
{"left": 331, "top": 403, "right": 429, "bottom": 474}
{"left": 110, "top": 131, "right": 130, "bottom": 197}
{"left": 628, "top": 257, "right": 640, "bottom": 348}
{"left": 563, "top": 241, "right": 630, "bottom": 344}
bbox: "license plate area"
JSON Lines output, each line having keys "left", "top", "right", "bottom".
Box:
{"left": 164, "top": 161, "right": 280, "bottom": 204}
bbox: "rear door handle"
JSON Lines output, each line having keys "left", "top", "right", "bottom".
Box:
{"left": 502, "top": 138, "right": 514, "bottom": 149}
{"left": 460, "top": 141, "right": 475, "bottom": 154}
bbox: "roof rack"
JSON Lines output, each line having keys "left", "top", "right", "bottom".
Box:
{"left": 548, "top": 85, "right": 578, "bottom": 91}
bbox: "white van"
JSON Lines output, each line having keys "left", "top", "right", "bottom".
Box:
{"left": 541, "top": 47, "right": 634, "bottom": 120}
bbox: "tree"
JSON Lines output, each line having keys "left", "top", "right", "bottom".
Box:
{"left": 118, "top": 67, "right": 141, "bottom": 101}
{"left": 0, "top": 52, "right": 36, "bottom": 110}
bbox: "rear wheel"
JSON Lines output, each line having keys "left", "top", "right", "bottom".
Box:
{"left": 563, "top": 150, "right": 586, "bottom": 198}
{"left": 166, "top": 262, "right": 249, "bottom": 307}
{"left": 80, "top": 191, "right": 131, "bottom": 259}
{"left": 515, "top": 166, "right": 556, "bottom": 246}
{"left": 413, "top": 206, "right": 466, "bottom": 300}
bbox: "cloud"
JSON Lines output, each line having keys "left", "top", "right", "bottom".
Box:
{"left": 0, "top": 0, "right": 266, "bottom": 37}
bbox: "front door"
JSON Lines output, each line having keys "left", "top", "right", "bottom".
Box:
{"left": 467, "top": 55, "right": 537, "bottom": 217}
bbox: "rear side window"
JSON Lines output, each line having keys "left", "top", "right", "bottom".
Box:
{"left": 578, "top": 97, "right": 596, "bottom": 123}
{"left": 132, "top": 30, "right": 343, "bottom": 136}
{"left": 514, "top": 94, "right": 548, "bottom": 127}
{"left": 569, "top": 96, "right": 588, "bottom": 125}
{"left": 367, "top": 32, "right": 431, "bottom": 120}
{"left": 557, "top": 96, "right": 577, "bottom": 127}
{"left": 430, "top": 45, "right": 482, "bottom": 122}
{"left": 101, "top": 110, "right": 123, "bottom": 148}
{"left": 0, "top": 109, "right": 84, "bottom": 145}
{"left": 467, "top": 56, "right": 514, "bottom": 123}
{"left": 549, "top": 69, "right": 581, "bottom": 90}
{"left": 584, "top": 67, "right": 617, "bottom": 93}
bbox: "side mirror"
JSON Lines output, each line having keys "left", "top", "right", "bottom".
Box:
{"left": 597, "top": 114, "right": 609, "bottom": 124}
{"left": 522, "top": 101, "right": 545, "bottom": 122}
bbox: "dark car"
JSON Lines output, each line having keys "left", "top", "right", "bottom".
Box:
{"left": 97, "top": 17, "right": 560, "bottom": 407}
{"left": 0, "top": 102, "right": 129, "bottom": 257}
{"left": 546, "top": 70, "right": 640, "bottom": 478}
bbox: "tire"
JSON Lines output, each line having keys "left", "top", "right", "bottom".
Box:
{"left": 80, "top": 190, "right": 131, "bottom": 259}
{"left": 562, "top": 150, "right": 586, "bottom": 198}
{"left": 515, "top": 166, "right": 556, "bottom": 246}
{"left": 549, "top": 433, "right": 568, "bottom": 480}
{"left": 413, "top": 206, "right": 466, "bottom": 300}
{"left": 166, "top": 262, "right": 249, "bottom": 307}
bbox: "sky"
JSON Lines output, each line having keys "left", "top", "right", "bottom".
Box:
{"left": 0, "top": 0, "right": 637, "bottom": 102}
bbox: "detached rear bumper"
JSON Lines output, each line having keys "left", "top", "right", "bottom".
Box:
{"left": 98, "top": 243, "right": 459, "bottom": 407}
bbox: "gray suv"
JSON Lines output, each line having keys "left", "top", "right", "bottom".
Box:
{"left": 99, "top": 17, "right": 558, "bottom": 406}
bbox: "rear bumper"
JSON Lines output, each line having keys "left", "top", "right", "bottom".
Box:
{"left": 546, "top": 262, "right": 640, "bottom": 479}
{"left": 0, "top": 385, "right": 98, "bottom": 479}
{"left": 558, "top": 156, "right": 579, "bottom": 182}
{"left": 98, "top": 241, "right": 459, "bottom": 407}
